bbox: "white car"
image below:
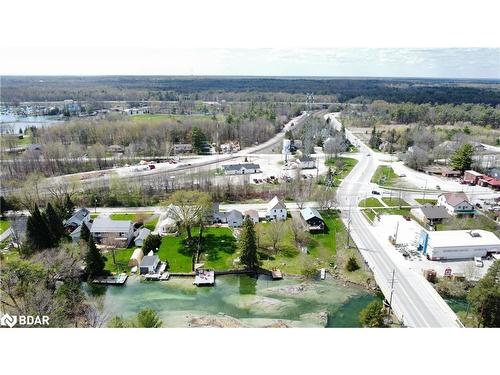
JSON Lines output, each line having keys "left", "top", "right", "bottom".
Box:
{"left": 474, "top": 257, "right": 483, "bottom": 267}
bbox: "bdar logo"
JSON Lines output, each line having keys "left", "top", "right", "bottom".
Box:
{"left": 0, "top": 313, "right": 17, "bottom": 328}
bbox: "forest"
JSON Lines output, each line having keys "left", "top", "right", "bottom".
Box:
{"left": 2, "top": 76, "right": 500, "bottom": 105}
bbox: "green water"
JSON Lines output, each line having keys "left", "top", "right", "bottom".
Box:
{"left": 87, "top": 275, "right": 377, "bottom": 328}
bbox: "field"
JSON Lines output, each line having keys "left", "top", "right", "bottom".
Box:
{"left": 415, "top": 198, "right": 437, "bottom": 205}
{"left": 381, "top": 197, "right": 410, "bottom": 207}
{"left": 0, "top": 219, "right": 11, "bottom": 235}
{"left": 371, "top": 165, "right": 399, "bottom": 187}
{"left": 109, "top": 212, "right": 154, "bottom": 221}
{"left": 359, "top": 198, "right": 384, "bottom": 208}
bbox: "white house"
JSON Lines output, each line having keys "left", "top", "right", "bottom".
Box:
{"left": 437, "top": 192, "right": 474, "bottom": 216}
{"left": 244, "top": 209, "right": 259, "bottom": 224}
{"left": 226, "top": 210, "right": 244, "bottom": 227}
{"left": 90, "top": 216, "right": 135, "bottom": 246}
{"left": 139, "top": 254, "right": 160, "bottom": 275}
{"left": 222, "top": 163, "right": 261, "bottom": 175}
{"left": 134, "top": 227, "right": 151, "bottom": 247}
{"left": 173, "top": 143, "right": 193, "bottom": 153}
{"left": 266, "top": 196, "right": 287, "bottom": 221}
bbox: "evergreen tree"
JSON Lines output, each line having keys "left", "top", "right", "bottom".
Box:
{"left": 62, "top": 194, "right": 75, "bottom": 220}
{"left": 26, "top": 204, "right": 54, "bottom": 251}
{"left": 359, "top": 300, "right": 385, "bottom": 327}
{"left": 0, "top": 196, "right": 10, "bottom": 217}
{"left": 450, "top": 143, "right": 474, "bottom": 172}
{"left": 239, "top": 216, "right": 259, "bottom": 269}
{"left": 142, "top": 234, "right": 162, "bottom": 254}
{"left": 80, "top": 222, "right": 90, "bottom": 242}
{"left": 45, "top": 202, "right": 66, "bottom": 244}
{"left": 345, "top": 256, "right": 360, "bottom": 272}
{"left": 85, "top": 237, "right": 106, "bottom": 279}
{"left": 191, "top": 127, "right": 207, "bottom": 154}
{"left": 136, "top": 308, "right": 163, "bottom": 328}
{"left": 468, "top": 260, "right": 500, "bottom": 327}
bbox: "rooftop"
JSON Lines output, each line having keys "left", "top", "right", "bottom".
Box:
{"left": 420, "top": 205, "right": 451, "bottom": 220}
{"left": 440, "top": 192, "right": 470, "bottom": 206}
{"left": 300, "top": 207, "right": 324, "bottom": 222}
{"left": 90, "top": 216, "right": 132, "bottom": 233}
{"left": 267, "top": 196, "right": 286, "bottom": 211}
{"left": 427, "top": 230, "right": 500, "bottom": 248}
{"left": 140, "top": 255, "right": 159, "bottom": 268}
{"left": 222, "top": 163, "right": 260, "bottom": 171}
{"left": 66, "top": 208, "right": 90, "bottom": 226}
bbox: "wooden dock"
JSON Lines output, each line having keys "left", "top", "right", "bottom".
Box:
{"left": 194, "top": 269, "right": 215, "bottom": 286}
{"left": 92, "top": 274, "right": 128, "bottom": 285}
{"left": 271, "top": 269, "right": 283, "bottom": 280}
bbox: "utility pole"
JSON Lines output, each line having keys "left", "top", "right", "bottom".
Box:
{"left": 423, "top": 179, "right": 428, "bottom": 200}
{"left": 347, "top": 201, "right": 352, "bottom": 248}
{"left": 388, "top": 269, "right": 396, "bottom": 318}
{"left": 394, "top": 221, "right": 399, "bottom": 243}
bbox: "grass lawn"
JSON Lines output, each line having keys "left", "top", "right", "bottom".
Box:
{"left": 359, "top": 198, "right": 384, "bottom": 208}
{"left": 144, "top": 215, "right": 159, "bottom": 231}
{"left": 109, "top": 212, "right": 153, "bottom": 221}
{"left": 325, "top": 157, "right": 358, "bottom": 186}
{"left": 436, "top": 215, "right": 500, "bottom": 237}
{"left": 363, "top": 209, "right": 377, "bottom": 222}
{"left": 158, "top": 226, "right": 237, "bottom": 272}
{"left": 381, "top": 197, "right": 410, "bottom": 207}
{"left": 104, "top": 248, "right": 134, "bottom": 274}
{"left": 374, "top": 207, "right": 411, "bottom": 216}
{"left": 371, "top": 165, "right": 399, "bottom": 187}
{"left": 0, "top": 219, "right": 11, "bottom": 235}
{"left": 415, "top": 198, "right": 437, "bottom": 205}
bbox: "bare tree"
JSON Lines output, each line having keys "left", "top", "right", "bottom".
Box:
{"left": 289, "top": 217, "right": 307, "bottom": 247}
{"left": 268, "top": 220, "right": 285, "bottom": 253}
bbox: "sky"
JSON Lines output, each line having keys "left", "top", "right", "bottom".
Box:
{"left": 1, "top": 48, "right": 499, "bottom": 79}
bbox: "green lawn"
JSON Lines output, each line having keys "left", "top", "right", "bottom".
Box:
{"left": 0, "top": 219, "right": 11, "bottom": 235}
{"left": 158, "top": 226, "right": 237, "bottom": 272}
{"left": 324, "top": 157, "right": 358, "bottom": 186}
{"left": 381, "top": 197, "right": 410, "bottom": 207}
{"left": 109, "top": 212, "right": 153, "bottom": 221}
{"left": 374, "top": 207, "right": 412, "bottom": 216}
{"left": 144, "top": 215, "right": 159, "bottom": 231}
{"left": 371, "top": 165, "right": 399, "bottom": 187}
{"left": 415, "top": 198, "right": 437, "bottom": 205}
{"left": 359, "top": 198, "right": 384, "bottom": 208}
{"left": 436, "top": 215, "right": 500, "bottom": 237}
{"left": 104, "top": 248, "right": 134, "bottom": 274}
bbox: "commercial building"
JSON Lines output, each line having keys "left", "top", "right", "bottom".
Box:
{"left": 222, "top": 163, "right": 261, "bottom": 175}
{"left": 417, "top": 229, "right": 500, "bottom": 260}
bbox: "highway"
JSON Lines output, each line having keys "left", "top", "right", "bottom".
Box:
{"left": 331, "top": 113, "right": 462, "bottom": 327}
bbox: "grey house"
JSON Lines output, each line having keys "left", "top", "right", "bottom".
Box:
{"left": 90, "top": 216, "right": 134, "bottom": 246}
{"left": 226, "top": 209, "right": 244, "bottom": 227}
{"left": 139, "top": 255, "right": 160, "bottom": 275}
{"left": 222, "top": 163, "right": 261, "bottom": 175}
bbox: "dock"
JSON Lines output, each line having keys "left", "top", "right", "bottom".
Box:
{"left": 144, "top": 272, "right": 170, "bottom": 281}
{"left": 92, "top": 274, "right": 128, "bottom": 285}
{"left": 271, "top": 269, "right": 283, "bottom": 280}
{"left": 194, "top": 269, "right": 215, "bottom": 286}
{"left": 320, "top": 268, "right": 326, "bottom": 280}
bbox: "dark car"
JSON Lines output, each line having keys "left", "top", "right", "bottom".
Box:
{"left": 403, "top": 216, "right": 411, "bottom": 221}
{"left": 475, "top": 203, "right": 482, "bottom": 209}
{"left": 372, "top": 190, "right": 380, "bottom": 195}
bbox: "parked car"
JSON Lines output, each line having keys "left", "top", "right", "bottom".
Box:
{"left": 474, "top": 257, "right": 483, "bottom": 267}
{"left": 399, "top": 173, "right": 406, "bottom": 177}
{"left": 459, "top": 179, "right": 467, "bottom": 185}
{"left": 475, "top": 203, "right": 482, "bottom": 209}
{"left": 372, "top": 190, "right": 380, "bottom": 195}
{"left": 435, "top": 185, "right": 441, "bottom": 190}
{"left": 403, "top": 216, "right": 411, "bottom": 221}
{"left": 148, "top": 164, "right": 156, "bottom": 170}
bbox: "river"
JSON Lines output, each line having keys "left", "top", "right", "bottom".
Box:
{"left": 86, "top": 274, "right": 378, "bottom": 328}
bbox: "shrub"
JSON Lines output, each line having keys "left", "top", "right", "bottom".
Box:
{"left": 345, "top": 256, "right": 360, "bottom": 272}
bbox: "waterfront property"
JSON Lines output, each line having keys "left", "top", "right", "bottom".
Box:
{"left": 134, "top": 227, "right": 151, "bottom": 247}
{"left": 139, "top": 254, "right": 160, "bottom": 275}
{"left": 90, "top": 216, "right": 135, "bottom": 246}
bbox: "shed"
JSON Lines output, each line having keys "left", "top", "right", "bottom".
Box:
{"left": 128, "top": 248, "right": 144, "bottom": 267}
{"left": 300, "top": 207, "right": 325, "bottom": 232}
{"left": 139, "top": 255, "right": 160, "bottom": 275}
{"left": 134, "top": 227, "right": 151, "bottom": 247}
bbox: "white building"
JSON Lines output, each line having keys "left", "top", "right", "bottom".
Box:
{"left": 134, "top": 227, "right": 151, "bottom": 247}
{"left": 222, "top": 163, "right": 261, "bottom": 175}
{"left": 266, "top": 196, "right": 287, "bottom": 221}
{"left": 139, "top": 255, "right": 160, "bottom": 275}
{"left": 244, "top": 209, "right": 259, "bottom": 224}
{"left": 437, "top": 192, "right": 475, "bottom": 216}
{"left": 417, "top": 229, "right": 500, "bottom": 260}
{"left": 226, "top": 210, "right": 244, "bottom": 227}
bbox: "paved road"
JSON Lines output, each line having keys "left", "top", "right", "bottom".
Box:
{"left": 329, "top": 113, "right": 461, "bottom": 328}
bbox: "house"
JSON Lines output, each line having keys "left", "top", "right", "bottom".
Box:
{"left": 478, "top": 176, "right": 500, "bottom": 191}
{"left": 173, "top": 143, "right": 193, "bottom": 154}
{"left": 297, "top": 155, "right": 315, "bottom": 169}
{"left": 139, "top": 255, "right": 160, "bottom": 275}
{"left": 300, "top": 207, "right": 326, "bottom": 232}
{"left": 226, "top": 209, "right": 244, "bottom": 227}
{"left": 69, "top": 221, "right": 91, "bottom": 242}
{"left": 212, "top": 202, "right": 226, "bottom": 224}
{"left": 158, "top": 216, "right": 177, "bottom": 234}
{"left": 90, "top": 216, "right": 135, "bottom": 246}
{"left": 222, "top": 163, "right": 261, "bottom": 175}
{"left": 266, "top": 196, "right": 287, "bottom": 221}
{"left": 418, "top": 205, "right": 451, "bottom": 226}
{"left": 128, "top": 248, "right": 144, "bottom": 267}
{"left": 107, "top": 144, "right": 124, "bottom": 154}
{"left": 64, "top": 208, "right": 90, "bottom": 232}
{"left": 134, "top": 227, "right": 151, "bottom": 247}
{"left": 463, "top": 170, "right": 484, "bottom": 185}
{"left": 244, "top": 209, "right": 259, "bottom": 224}
{"left": 437, "top": 192, "right": 474, "bottom": 216}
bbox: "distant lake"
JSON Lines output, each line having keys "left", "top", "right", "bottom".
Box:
{"left": 0, "top": 114, "right": 64, "bottom": 134}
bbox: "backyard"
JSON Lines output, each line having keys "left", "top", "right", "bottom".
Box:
{"left": 0, "top": 219, "right": 11, "bottom": 235}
